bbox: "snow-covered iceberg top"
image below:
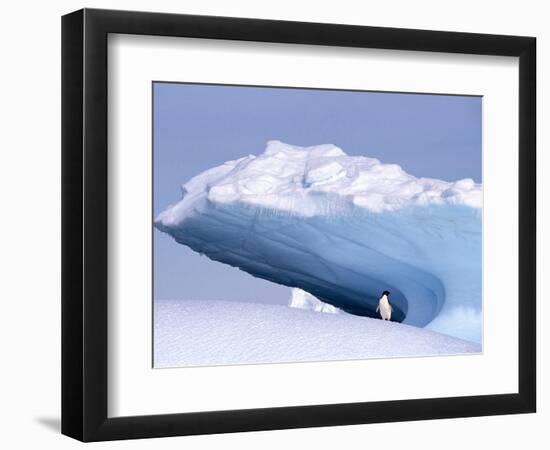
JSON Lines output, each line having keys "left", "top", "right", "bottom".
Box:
{"left": 156, "top": 142, "right": 482, "bottom": 343}
{"left": 161, "top": 140, "right": 481, "bottom": 220}
{"left": 155, "top": 300, "right": 481, "bottom": 368}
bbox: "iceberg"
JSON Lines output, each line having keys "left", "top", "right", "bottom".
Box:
{"left": 155, "top": 141, "right": 482, "bottom": 343}
{"left": 288, "top": 288, "right": 341, "bottom": 314}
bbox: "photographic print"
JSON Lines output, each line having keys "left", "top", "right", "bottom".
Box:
{"left": 153, "top": 82, "right": 482, "bottom": 368}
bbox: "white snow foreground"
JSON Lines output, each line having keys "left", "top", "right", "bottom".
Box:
{"left": 288, "top": 288, "right": 340, "bottom": 313}
{"left": 156, "top": 141, "right": 482, "bottom": 343}
{"left": 154, "top": 300, "right": 481, "bottom": 368}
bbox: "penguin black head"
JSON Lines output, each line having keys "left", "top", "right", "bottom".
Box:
{"left": 382, "top": 290, "right": 390, "bottom": 296}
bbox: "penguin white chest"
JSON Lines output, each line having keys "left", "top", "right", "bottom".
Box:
{"left": 378, "top": 295, "right": 392, "bottom": 321}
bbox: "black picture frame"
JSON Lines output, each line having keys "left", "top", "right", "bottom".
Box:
{"left": 62, "top": 8, "right": 536, "bottom": 442}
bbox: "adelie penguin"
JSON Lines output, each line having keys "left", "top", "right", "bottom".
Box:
{"left": 376, "top": 290, "right": 393, "bottom": 321}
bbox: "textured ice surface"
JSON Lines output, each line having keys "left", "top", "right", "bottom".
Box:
{"left": 156, "top": 141, "right": 482, "bottom": 343}
{"left": 154, "top": 300, "right": 481, "bottom": 367}
{"left": 288, "top": 288, "right": 340, "bottom": 313}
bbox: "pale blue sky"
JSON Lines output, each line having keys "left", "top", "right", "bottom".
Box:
{"left": 153, "top": 82, "right": 481, "bottom": 303}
